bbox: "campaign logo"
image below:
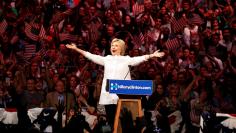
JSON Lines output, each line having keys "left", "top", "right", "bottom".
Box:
{"left": 110, "top": 83, "right": 118, "bottom": 90}
{"left": 109, "top": 80, "right": 153, "bottom": 95}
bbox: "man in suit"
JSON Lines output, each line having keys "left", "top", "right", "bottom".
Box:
{"left": 45, "top": 79, "right": 75, "bottom": 115}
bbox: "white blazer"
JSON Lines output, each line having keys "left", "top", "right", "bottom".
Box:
{"left": 84, "top": 52, "right": 147, "bottom": 105}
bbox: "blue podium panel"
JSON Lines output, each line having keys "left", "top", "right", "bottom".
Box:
{"left": 108, "top": 80, "right": 153, "bottom": 95}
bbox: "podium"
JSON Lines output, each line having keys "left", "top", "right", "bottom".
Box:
{"left": 108, "top": 80, "right": 153, "bottom": 133}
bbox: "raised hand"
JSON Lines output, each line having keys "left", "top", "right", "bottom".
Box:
{"left": 66, "top": 43, "right": 77, "bottom": 50}
{"left": 152, "top": 50, "right": 165, "bottom": 58}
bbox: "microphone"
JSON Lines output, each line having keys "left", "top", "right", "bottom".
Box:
{"left": 106, "top": 65, "right": 132, "bottom": 92}
{"left": 128, "top": 65, "right": 132, "bottom": 69}
{"left": 124, "top": 65, "right": 132, "bottom": 80}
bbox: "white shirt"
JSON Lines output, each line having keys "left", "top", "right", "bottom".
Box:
{"left": 84, "top": 52, "right": 147, "bottom": 105}
{"left": 183, "top": 25, "right": 198, "bottom": 47}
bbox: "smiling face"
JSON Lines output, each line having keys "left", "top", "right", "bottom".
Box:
{"left": 110, "top": 38, "right": 125, "bottom": 56}
{"left": 110, "top": 42, "right": 122, "bottom": 56}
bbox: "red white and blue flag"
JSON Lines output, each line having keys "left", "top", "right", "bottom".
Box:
{"left": 165, "top": 38, "right": 181, "bottom": 51}
{"left": 0, "top": 19, "right": 8, "bottom": 35}
{"left": 170, "top": 17, "right": 188, "bottom": 33}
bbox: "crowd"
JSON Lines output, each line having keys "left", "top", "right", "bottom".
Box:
{"left": 0, "top": 0, "right": 236, "bottom": 132}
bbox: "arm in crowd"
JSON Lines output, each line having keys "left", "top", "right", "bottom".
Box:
{"left": 77, "top": 63, "right": 89, "bottom": 81}
{"left": 181, "top": 76, "right": 200, "bottom": 102}
{"left": 14, "top": 67, "right": 26, "bottom": 88}
{"left": 46, "top": 67, "right": 54, "bottom": 91}
{"left": 206, "top": 55, "right": 225, "bottom": 80}
{"left": 77, "top": 95, "right": 96, "bottom": 115}
{"left": 206, "top": 55, "right": 220, "bottom": 68}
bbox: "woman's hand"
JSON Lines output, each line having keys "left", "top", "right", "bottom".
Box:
{"left": 66, "top": 43, "right": 77, "bottom": 50}
{"left": 66, "top": 43, "right": 86, "bottom": 55}
{"left": 151, "top": 50, "right": 165, "bottom": 58}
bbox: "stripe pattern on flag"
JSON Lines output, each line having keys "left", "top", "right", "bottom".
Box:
{"left": 59, "top": 33, "right": 78, "bottom": 42}
{"left": 132, "top": 32, "right": 145, "bottom": 48}
{"left": 0, "top": 19, "right": 8, "bottom": 35}
{"left": 36, "top": 47, "right": 48, "bottom": 58}
{"left": 188, "top": 13, "right": 204, "bottom": 25}
{"left": 39, "top": 25, "right": 46, "bottom": 39}
{"left": 170, "top": 17, "right": 188, "bottom": 33}
{"left": 22, "top": 41, "right": 36, "bottom": 59}
{"left": 15, "top": 53, "right": 30, "bottom": 66}
{"left": 24, "top": 22, "right": 39, "bottom": 41}
{"left": 132, "top": 3, "right": 144, "bottom": 16}
{"left": 165, "top": 38, "right": 180, "bottom": 51}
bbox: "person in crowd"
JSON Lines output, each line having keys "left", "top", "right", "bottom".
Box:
{"left": 0, "top": 83, "right": 14, "bottom": 108}
{"left": 190, "top": 88, "right": 219, "bottom": 133}
{"left": 0, "top": 0, "right": 236, "bottom": 132}
{"left": 67, "top": 75, "right": 79, "bottom": 94}
{"left": 74, "top": 87, "right": 97, "bottom": 130}
{"left": 44, "top": 79, "right": 75, "bottom": 115}
{"left": 24, "top": 77, "right": 44, "bottom": 109}
{"left": 146, "top": 84, "right": 165, "bottom": 111}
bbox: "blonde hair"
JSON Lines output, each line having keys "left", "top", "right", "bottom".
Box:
{"left": 111, "top": 38, "right": 126, "bottom": 55}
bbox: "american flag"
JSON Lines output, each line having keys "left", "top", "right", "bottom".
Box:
{"left": 39, "top": 25, "right": 46, "bottom": 39}
{"left": 132, "top": 3, "right": 144, "bottom": 16}
{"left": 59, "top": 33, "right": 78, "bottom": 42}
{"left": 30, "top": 20, "right": 41, "bottom": 30}
{"left": 146, "top": 30, "right": 157, "bottom": 43}
{"left": 170, "top": 17, "right": 188, "bottom": 33}
{"left": 132, "top": 32, "right": 145, "bottom": 47}
{"left": 24, "top": 22, "right": 39, "bottom": 41}
{"left": 35, "top": 47, "right": 48, "bottom": 58}
{"left": 165, "top": 38, "right": 181, "bottom": 51}
{"left": 139, "top": 32, "right": 145, "bottom": 44}
{"left": 50, "top": 8, "right": 73, "bottom": 25}
{"left": 188, "top": 13, "right": 204, "bottom": 25}
{"left": 22, "top": 40, "right": 36, "bottom": 59}
{"left": 0, "top": 19, "right": 8, "bottom": 35}
{"left": 15, "top": 52, "right": 31, "bottom": 66}
{"left": 200, "top": 113, "right": 236, "bottom": 133}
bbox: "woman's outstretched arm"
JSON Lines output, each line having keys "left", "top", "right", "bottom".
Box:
{"left": 66, "top": 43, "right": 87, "bottom": 56}
{"left": 66, "top": 43, "right": 105, "bottom": 66}
{"left": 129, "top": 50, "right": 165, "bottom": 66}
